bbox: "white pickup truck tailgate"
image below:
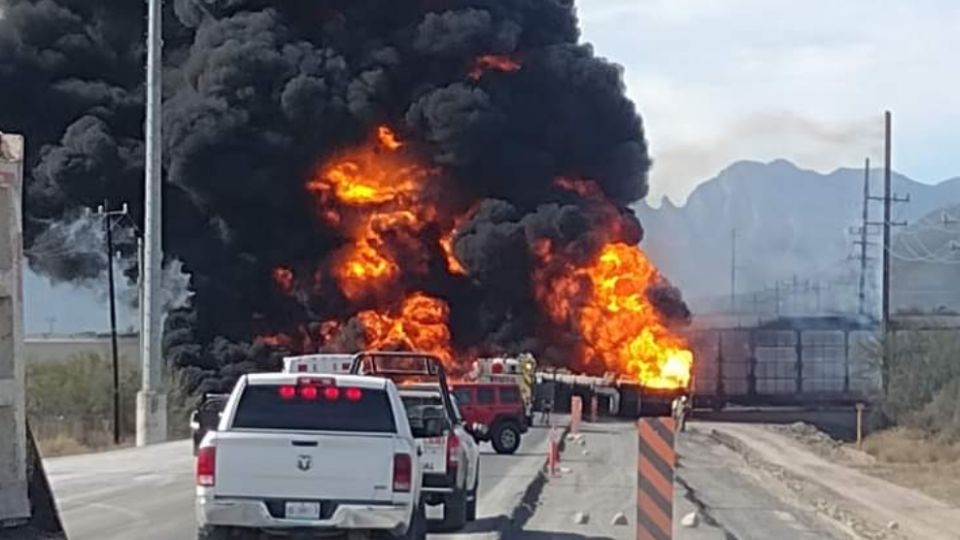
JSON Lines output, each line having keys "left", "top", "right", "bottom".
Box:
{"left": 418, "top": 436, "right": 447, "bottom": 475}
{"left": 215, "top": 431, "right": 397, "bottom": 501}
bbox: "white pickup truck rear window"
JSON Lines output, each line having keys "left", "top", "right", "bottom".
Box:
{"left": 232, "top": 386, "right": 397, "bottom": 433}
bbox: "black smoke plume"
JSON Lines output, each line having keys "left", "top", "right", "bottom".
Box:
{"left": 0, "top": 0, "right": 688, "bottom": 390}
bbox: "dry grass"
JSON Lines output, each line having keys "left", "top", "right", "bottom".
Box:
{"left": 34, "top": 428, "right": 134, "bottom": 458}
{"left": 863, "top": 427, "right": 960, "bottom": 463}
{"left": 36, "top": 433, "right": 98, "bottom": 458}
{"left": 858, "top": 428, "right": 960, "bottom": 505}
{"left": 27, "top": 353, "right": 198, "bottom": 455}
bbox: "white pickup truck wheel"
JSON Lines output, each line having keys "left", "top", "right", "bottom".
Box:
{"left": 466, "top": 466, "right": 479, "bottom": 522}
{"left": 197, "top": 526, "right": 258, "bottom": 540}
{"left": 442, "top": 490, "right": 469, "bottom": 531}
{"left": 395, "top": 504, "right": 426, "bottom": 540}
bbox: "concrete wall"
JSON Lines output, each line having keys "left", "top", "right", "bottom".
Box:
{"left": 25, "top": 334, "right": 140, "bottom": 366}
{"left": 0, "top": 132, "right": 28, "bottom": 521}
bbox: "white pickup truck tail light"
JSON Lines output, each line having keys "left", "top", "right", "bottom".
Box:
{"left": 393, "top": 453, "right": 412, "bottom": 492}
{"left": 197, "top": 446, "right": 216, "bottom": 487}
{"left": 278, "top": 383, "right": 364, "bottom": 402}
{"left": 447, "top": 433, "right": 460, "bottom": 474}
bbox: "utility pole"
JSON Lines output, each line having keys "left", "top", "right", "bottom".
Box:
{"left": 855, "top": 158, "right": 872, "bottom": 316}
{"left": 775, "top": 281, "right": 781, "bottom": 317}
{"left": 730, "top": 228, "right": 737, "bottom": 314}
{"left": 137, "top": 0, "right": 167, "bottom": 446}
{"left": 97, "top": 200, "right": 128, "bottom": 445}
{"left": 882, "top": 111, "right": 892, "bottom": 335}
{"left": 868, "top": 114, "right": 909, "bottom": 321}
{"left": 869, "top": 111, "right": 908, "bottom": 392}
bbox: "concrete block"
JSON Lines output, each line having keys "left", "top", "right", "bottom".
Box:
{"left": 681, "top": 511, "right": 699, "bottom": 528}
{"left": 573, "top": 512, "right": 589, "bottom": 525}
{"left": 0, "top": 132, "right": 28, "bottom": 523}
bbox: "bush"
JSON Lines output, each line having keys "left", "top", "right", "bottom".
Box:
{"left": 869, "top": 330, "right": 960, "bottom": 441}
{"left": 26, "top": 352, "right": 140, "bottom": 450}
{"left": 26, "top": 353, "right": 200, "bottom": 455}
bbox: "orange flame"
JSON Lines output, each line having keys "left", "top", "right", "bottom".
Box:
{"left": 536, "top": 242, "right": 692, "bottom": 389}
{"left": 440, "top": 206, "right": 479, "bottom": 276}
{"left": 272, "top": 266, "right": 295, "bottom": 294}
{"left": 469, "top": 54, "right": 522, "bottom": 80}
{"left": 307, "top": 127, "right": 426, "bottom": 207}
{"left": 260, "top": 334, "right": 292, "bottom": 348}
{"left": 556, "top": 177, "right": 604, "bottom": 200}
{"left": 356, "top": 292, "right": 453, "bottom": 367}
{"left": 377, "top": 125, "right": 403, "bottom": 150}
{"left": 300, "top": 125, "right": 458, "bottom": 364}
{"left": 306, "top": 126, "right": 437, "bottom": 299}
{"left": 440, "top": 232, "right": 467, "bottom": 275}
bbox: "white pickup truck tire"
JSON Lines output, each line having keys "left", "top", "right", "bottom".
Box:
{"left": 466, "top": 464, "right": 479, "bottom": 522}
{"left": 197, "top": 525, "right": 258, "bottom": 540}
{"left": 394, "top": 504, "right": 426, "bottom": 540}
{"left": 442, "top": 490, "right": 469, "bottom": 531}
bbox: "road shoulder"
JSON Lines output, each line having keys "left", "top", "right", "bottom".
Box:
{"left": 710, "top": 422, "right": 960, "bottom": 540}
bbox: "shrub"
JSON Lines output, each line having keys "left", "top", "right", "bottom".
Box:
{"left": 868, "top": 330, "right": 960, "bottom": 441}
{"left": 26, "top": 352, "right": 200, "bottom": 455}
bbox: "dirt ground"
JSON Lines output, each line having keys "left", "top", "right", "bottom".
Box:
{"left": 772, "top": 422, "right": 960, "bottom": 507}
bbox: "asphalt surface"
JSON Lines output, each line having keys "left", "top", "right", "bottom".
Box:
{"left": 675, "top": 425, "right": 846, "bottom": 540}
{"left": 515, "top": 421, "right": 848, "bottom": 540}
{"left": 45, "top": 427, "right": 550, "bottom": 540}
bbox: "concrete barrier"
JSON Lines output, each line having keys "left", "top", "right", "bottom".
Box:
{"left": 0, "top": 133, "right": 28, "bottom": 525}
{"left": 0, "top": 133, "right": 66, "bottom": 539}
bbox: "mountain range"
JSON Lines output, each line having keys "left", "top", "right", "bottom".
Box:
{"left": 634, "top": 159, "right": 960, "bottom": 316}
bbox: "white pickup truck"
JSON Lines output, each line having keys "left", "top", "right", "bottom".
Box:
{"left": 195, "top": 373, "right": 435, "bottom": 540}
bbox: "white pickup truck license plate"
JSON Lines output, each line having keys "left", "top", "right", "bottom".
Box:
{"left": 421, "top": 437, "right": 447, "bottom": 473}
{"left": 285, "top": 501, "right": 321, "bottom": 520}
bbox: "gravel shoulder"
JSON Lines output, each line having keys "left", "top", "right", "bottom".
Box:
{"left": 710, "top": 422, "right": 960, "bottom": 540}
{"left": 773, "top": 423, "right": 960, "bottom": 510}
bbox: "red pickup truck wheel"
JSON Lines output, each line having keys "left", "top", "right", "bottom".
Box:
{"left": 491, "top": 422, "right": 521, "bottom": 454}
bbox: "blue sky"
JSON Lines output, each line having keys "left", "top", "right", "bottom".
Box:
{"left": 577, "top": 0, "right": 960, "bottom": 204}
{"left": 25, "top": 0, "right": 960, "bottom": 334}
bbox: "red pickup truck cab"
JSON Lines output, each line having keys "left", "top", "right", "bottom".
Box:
{"left": 449, "top": 382, "right": 528, "bottom": 454}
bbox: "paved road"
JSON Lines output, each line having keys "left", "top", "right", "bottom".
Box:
{"left": 676, "top": 425, "right": 845, "bottom": 540}
{"left": 516, "top": 421, "right": 848, "bottom": 540}
{"left": 46, "top": 427, "right": 550, "bottom": 540}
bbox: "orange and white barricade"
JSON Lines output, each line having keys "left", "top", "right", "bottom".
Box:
{"left": 637, "top": 417, "right": 676, "bottom": 540}
{"left": 570, "top": 396, "right": 582, "bottom": 433}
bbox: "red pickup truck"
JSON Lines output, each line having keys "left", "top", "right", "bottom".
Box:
{"left": 449, "top": 382, "right": 528, "bottom": 454}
